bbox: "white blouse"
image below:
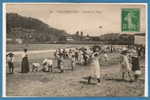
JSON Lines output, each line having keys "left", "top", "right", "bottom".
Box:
{"left": 22, "top": 52, "right": 28, "bottom": 58}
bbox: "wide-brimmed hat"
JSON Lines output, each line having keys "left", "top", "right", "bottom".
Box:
{"left": 7, "top": 52, "right": 14, "bottom": 57}
{"left": 120, "top": 50, "right": 128, "bottom": 55}
{"left": 92, "top": 52, "right": 99, "bottom": 57}
{"left": 24, "top": 48, "right": 27, "bottom": 50}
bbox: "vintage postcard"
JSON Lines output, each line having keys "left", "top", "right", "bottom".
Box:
{"left": 3, "top": 3, "right": 147, "bottom": 97}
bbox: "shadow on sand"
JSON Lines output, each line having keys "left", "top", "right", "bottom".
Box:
{"left": 79, "top": 80, "right": 97, "bottom": 85}
{"left": 105, "top": 77, "right": 137, "bottom": 83}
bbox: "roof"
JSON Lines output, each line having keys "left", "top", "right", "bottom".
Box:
{"left": 134, "top": 33, "right": 145, "bottom": 36}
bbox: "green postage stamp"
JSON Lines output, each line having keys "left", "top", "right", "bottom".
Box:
{"left": 122, "top": 8, "right": 140, "bottom": 32}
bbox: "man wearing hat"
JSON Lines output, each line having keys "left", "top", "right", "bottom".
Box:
{"left": 6, "top": 52, "right": 14, "bottom": 74}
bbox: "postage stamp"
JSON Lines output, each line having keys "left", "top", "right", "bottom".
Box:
{"left": 122, "top": 8, "right": 140, "bottom": 32}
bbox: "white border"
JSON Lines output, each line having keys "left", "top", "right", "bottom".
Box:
{"left": 3, "top": 3, "right": 6, "bottom": 98}
{"left": 145, "top": 3, "right": 148, "bottom": 97}
{"left": 2, "top": 2, "right": 148, "bottom": 4}
{"left": 2, "top": 3, "right": 148, "bottom": 97}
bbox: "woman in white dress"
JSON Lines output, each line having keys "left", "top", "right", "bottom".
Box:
{"left": 120, "top": 51, "right": 133, "bottom": 81}
{"left": 88, "top": 52, "right": 101, "bottom": 84}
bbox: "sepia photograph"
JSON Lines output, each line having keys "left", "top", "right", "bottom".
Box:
{"left": 3, "top": 3, "right": 147, "bottom": 97}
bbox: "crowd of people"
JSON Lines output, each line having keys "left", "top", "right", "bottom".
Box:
{"left": 6, "top": 44, "right": 145, "bottom": 84}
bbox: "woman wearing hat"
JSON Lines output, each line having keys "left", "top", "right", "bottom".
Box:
{"left": 130, "top": 48, "right": 141, "bottom": 81}
{"left": 120, "top": 50, "right": 133, "bottom": 81}
{"left": 88, "top": 52, "right": 101, "bottom": 84}
{"left": 21, "top": 49, "right": 29, "bottom": 73}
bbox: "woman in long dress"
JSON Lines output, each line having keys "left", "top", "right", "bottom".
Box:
{"left": 130, "top": 48, "right": 141, "bottom": 81}
{"left": 88, "top": 52, "right": 101, "bottom": 84}
{"left": 21, "top": 49, "right": 29, "bottom": 73}
{"left": 120, "top": 51, "right": 132, "bottom": 81}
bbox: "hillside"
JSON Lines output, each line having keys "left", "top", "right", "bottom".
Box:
{"left": 6, "top": 13, "right": 68, "bottom": 43}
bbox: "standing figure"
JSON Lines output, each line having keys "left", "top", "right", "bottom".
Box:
{"left": 7, "top": 52, "right": 14, "bottom": 74}
{"left": 83, "top": 53, "right": 88, "bottom": 65}
{"left": 103, "top": 51, "right": 108, "bottom": 61}
{"left": 131, "top": 55, "right": 141, "bottom": 81}
{"left": 79, "top": 51, "right": 84, "bottom": 65}
{"left": 130, "top": 46, "right": 141, "bottom": 81}
{"left": 21, "top": 49, "right": 30, "bottom": 73}
{"left": 125, "top": 12, "right": 134, "bottom": 30}
{"left": 70, "top": 55, "right": 76, "bottom": 71}
{"left": 54, "top": 50, "right": 57, "bottom": 59}
{"left": 120, "top": 51, "right": 133, "bottom": 81}
{"left": 57, "top": 55, "right": 64, "bottom": 73}
{"left": 75, "top": 50, "right": 79, "bottom": 62}
{"left": 88, "top": 52, "right": 101, "bottom": 84}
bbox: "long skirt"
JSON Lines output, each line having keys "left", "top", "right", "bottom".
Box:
{"left": 21, "top": 57, "right": 29, "bottom": 73}
{"left": 131, "top": 57, "right": 141, "bottom": 75}
{"left": 90, "top": 60, "right": 100, "bottom": 79}
{"left": 121, "top": 63, "right": 131, "bottom": 73}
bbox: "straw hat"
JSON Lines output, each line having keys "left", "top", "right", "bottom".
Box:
{"left": 7, "top": 52, "right": 14, "bottom": 57}
{"left": 120, "top": 50, "right": 128, "bottom": 55}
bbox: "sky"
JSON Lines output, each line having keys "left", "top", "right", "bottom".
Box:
{"left": 5, "top": 3, "right": 146, "bottom": 36}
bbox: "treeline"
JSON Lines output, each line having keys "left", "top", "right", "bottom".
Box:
{"left": 6, "top": 13, "right": 68, "bottom": 42}
{"left": 99, "top": 33, "right": 134, "bottom": 45}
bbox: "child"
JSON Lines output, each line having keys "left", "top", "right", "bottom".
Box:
{"left": 71, "top": 55, "right": 76, "bottom": 71}
{"left": 7, "top": 52, "right": 14, "bottom": 74}
{"left": 42, "top": 59, "right": 53, "bottom": 72}
{"left": 57, "top": 55, "right": 64, "bottom": 73}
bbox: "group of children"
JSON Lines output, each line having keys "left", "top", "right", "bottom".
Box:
{"left": 54, "top": 48, "right": 92, "bottom": 65}
{"left": 6, "top": 45, "right": 143, "bottom": 84}
{"left": 53, "top": 46, "right": 109, "bottom": 84}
